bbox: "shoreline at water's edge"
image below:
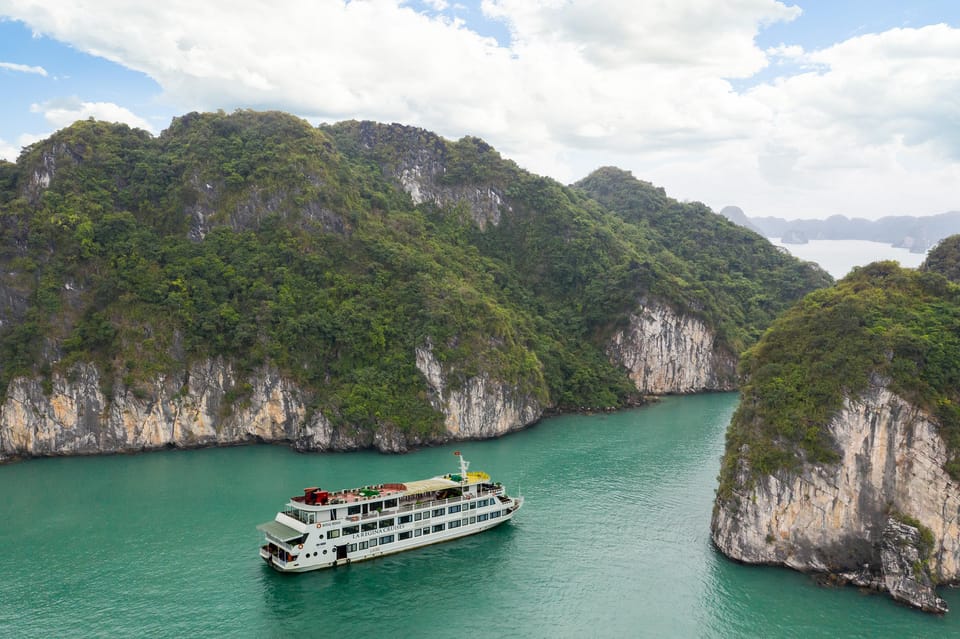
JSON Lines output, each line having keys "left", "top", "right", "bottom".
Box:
{"left": 709, "top": 537, "right": 959, "bottom": 614}
{"left": 0, "top": 391, "right": 751, "bottom": 465}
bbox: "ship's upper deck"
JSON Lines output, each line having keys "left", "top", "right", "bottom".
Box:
{"left": 290, "top": 471, "right": 492, "bottom": 510}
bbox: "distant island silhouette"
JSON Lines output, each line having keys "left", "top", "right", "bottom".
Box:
{"left": 720, "top": 206, "right": 960, "bottom": 253}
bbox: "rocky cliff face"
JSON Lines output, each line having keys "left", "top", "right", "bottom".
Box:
{"left": 415, "top": 343, "right": 543, "bottom": 439}
{"left": 0, "top": 360, "right": 326, "bottom": 459}
{"left": 607, "top": 299, "right": 738, "bottom": 394}
{"left": 355, "top": 122, "right": 509, "bottom": 229}
{"left": 712, "top": 381, "right": 959, "bottom": 612}
{"left": 0, "top": 345, "right": 547, "bottom": 461}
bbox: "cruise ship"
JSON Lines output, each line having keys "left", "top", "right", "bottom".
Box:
{"left": 257, "top": 452, "right": 523, "bottom": 572}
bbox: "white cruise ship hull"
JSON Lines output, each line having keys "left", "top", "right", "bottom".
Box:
{"left": 258, "top": 459, "right": 522, "bottom": 573}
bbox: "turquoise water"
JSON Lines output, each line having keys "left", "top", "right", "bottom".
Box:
{"left": 2, "top": 393, "right": 957, "bottom": 638}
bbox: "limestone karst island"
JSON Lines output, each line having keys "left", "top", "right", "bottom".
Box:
{"left": 0, "top": 110, "right": 826, "bottom": 458}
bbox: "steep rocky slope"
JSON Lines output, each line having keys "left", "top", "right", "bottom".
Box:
{"left": 712, "top": 259, "right": 960, "bottom": 612}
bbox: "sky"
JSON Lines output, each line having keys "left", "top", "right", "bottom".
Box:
{"left": 0, "top": 0, "right": 958, "bottom": 220}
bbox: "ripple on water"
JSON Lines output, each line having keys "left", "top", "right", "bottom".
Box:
{"left": 3, "top": 393, "right": 960, "bottom": 638}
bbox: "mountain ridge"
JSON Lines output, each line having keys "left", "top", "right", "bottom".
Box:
{"left": 0, "top": 110, "right": 830, "bottom": 460}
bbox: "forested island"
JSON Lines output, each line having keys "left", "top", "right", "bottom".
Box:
{"left": 713, "top": 236, "right": 960, "bottom": 612}
{"left": 0, "top": 110, "right": 829, "bottom": 459}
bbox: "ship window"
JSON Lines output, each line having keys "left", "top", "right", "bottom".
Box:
{"left": 399, "top": 515, "right": 412, "bottom": 524}
{"left": 469, "top": 516, "right": 476, "bottom": 524}
{"left": 328, "top": 529, "right": 341, "bottom": 538}
{"left": 414, "top": 529, "right": 422, "bottom": 537}
{"left": 349, "top": 543, "right": 358, "bottom": 552}
{"left": 399, "top": 531, "right": 412, "bottom": 540}
{"left": 380, "top": 535, "right": 395, "bottom": 545}
{"left": 478, "top": 514, "right": 488, "bottom": 522}
{"left": 362, "top": 522, "right": 377, "bottom": 532}
{"left": 432, "top": 508, "right": 444, "bottom": 517}
{"left": 449, "top": 520, "right": 461, "bottom": 529}
{"left": 359, "top": 541, "right": 368, "bottom": 550}
{"left": 422, "top": 511, "right": 430, "bottom": 519}
{"left": 347, "top": 505, "right": 361, "bottom": 515}
{"left": 490, "top": 511, "right": 500, "bottom": 518}
{"left": 369, "top": 538, "right": 378, "bottom": 547}
{"left": 379, "top": 518, "right": 395, "bottom": 528}
{"left": 383, "top": 499, "right": 398, "bottom": 508}
{"left": 462, "top": 518, "right": 468, "bottom": 525}
{"left": 448, "top": 505, "right": 461, "bottom": 514}
{"left": 343, "top": 525, "right": 359, "bottom": 535}
{"left": 422, "top": 527, "right": 431, "bottom": 535}
{"left": 469, "top": 502, "right": 477, "bottom": 510}
{"left": 432, "top": 524, "right": 445, "bottom": 533}
{"left": 414, "top": 512, "right": 422, "bottom": 521}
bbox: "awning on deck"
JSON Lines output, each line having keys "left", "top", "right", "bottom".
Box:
{"left": 402, "top": 478, "right": 459, "bottom": 496}
{"left": 256, "top": 520, "right": 302, "bottom": 542}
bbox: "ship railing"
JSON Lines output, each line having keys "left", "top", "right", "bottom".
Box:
{"left": 319, "top": 487, "right": 506, "bottom": 525}
{"left": 394, "top": 488, "right": 504, "bottom": 513}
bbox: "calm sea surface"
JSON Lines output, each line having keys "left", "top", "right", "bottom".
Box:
{"left": 3, "top": 393, "right": 958, "bottom": 638}
{"left": 771, "top": 238, "right": 926, "bottom": 280}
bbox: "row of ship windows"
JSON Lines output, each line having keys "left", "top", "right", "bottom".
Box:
{"left": 321, "top": 502, "right": 500, "bottom": 539}
{"left": 294, "top": 496, "right": 497, "bottom": 525}
{"left": 320, "top": 509, "right": 500, "bottom": 545}
{"left": 341, "top": 493, "right": 496, "bottom": 517}
{"left": 343, "top": 512, "right": 504, "bottom": 550}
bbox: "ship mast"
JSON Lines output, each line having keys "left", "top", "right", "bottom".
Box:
{"left": 455, "top": 451, "right": 469, "bottom": 488}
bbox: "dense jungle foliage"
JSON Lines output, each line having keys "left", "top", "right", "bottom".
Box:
{"left": 921, "top": 234, "right": 960, "bottom": 283}
{"left": 0, "top": 110, "right": 828, "bottom": 437}
{"left": 718, "top": 259, "right": 960, "bottom": 499}
{"left": 574, "top": 167, "right": 831, "bottom": 351}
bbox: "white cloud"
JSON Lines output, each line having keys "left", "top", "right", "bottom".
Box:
{"left": 0, "top": 1, "right": 956, "bottom": 219}
{"left": 0, "top": 60, "right": 48, "bottom": 75}
{"left": 482, "top": 0, "right": 799, "bottom": 75}
{"left": 765, "top": 43, "right": 805, "bottom": 60}
{"left": 0, "top": 132, "right": 45, "bottom": 162}
{"left": 0, "top": 139, "right": 18, "bottom": 162}
{"left": 29, "top": 97, "right": 156, "bottom": 132}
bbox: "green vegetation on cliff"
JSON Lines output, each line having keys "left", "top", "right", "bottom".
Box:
{"left": 574, "top": 167, "right": 830, "bottom": 352}
{"left": 921, "top": 234, "right": 960, "bottom": 283}
{"left": 718, "top": 259, "right": 960, "bottom": 498}
{"left": 0, "top": 111, "right": 828, "bottom": 438}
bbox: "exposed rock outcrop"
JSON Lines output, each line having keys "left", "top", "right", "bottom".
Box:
{"left": 878, "top": 518, "right": 947, "bottom": 612}
{"left": 0, "top": 343, "right": 547, "bottom": 461}
{"left": 607, "top": 299, "right": 737, "bottom": 394}
{"left": 355, "top": 122, "right": 510, "bottom": 229}
{"left": 23, "top": 142, "right": 77, "bottom": 204}
{"left": 415, "top": 342, "right": 543, "bottom": 439}
{"left": 712, "top": 381, "right": 960, "bottom": 612}
{"left": 0, "top": 360, "right": 330, "bottom": 459}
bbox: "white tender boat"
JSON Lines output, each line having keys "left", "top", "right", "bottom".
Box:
{"left": 257, "top": 452, "right": 523, "bottom": 572}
